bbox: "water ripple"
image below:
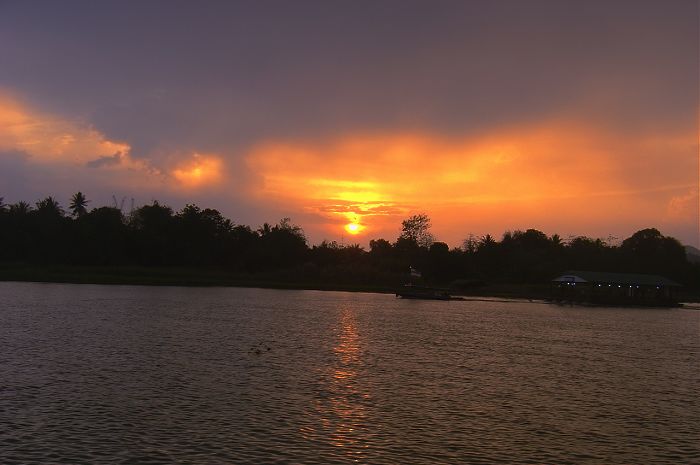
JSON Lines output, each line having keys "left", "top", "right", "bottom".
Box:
{"left": 0, "top": 283, "right": 698, "bottom": 464}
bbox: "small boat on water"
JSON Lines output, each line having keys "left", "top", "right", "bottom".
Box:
{"left": 395, "top": 284, "right": 455, "bottom": 300}
{"left": 396, "top": 266, "right": 464, "bottom": 300}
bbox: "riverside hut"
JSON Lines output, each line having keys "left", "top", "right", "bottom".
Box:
{"left": 551, "top": 270, "right": 681, "bottom": 307}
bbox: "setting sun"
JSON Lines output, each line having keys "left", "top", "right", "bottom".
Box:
{"left": 344, "top": 222, "right": 363, "bottom": 235}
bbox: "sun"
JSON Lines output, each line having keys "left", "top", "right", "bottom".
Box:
{"left": 344, "top": 222, "right": 363, "bottom": 235}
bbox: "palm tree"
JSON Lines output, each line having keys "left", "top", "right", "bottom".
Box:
{"left": 69, "top": 192, "right": 89, "bottom": 217}
{"left": 257, "top": 223, "right": 272, "bottom": 236}
{"left": 36, "top": 196, "right": 65, "bottom": 217}
{"left": 9, "top": 201, "right": 31, "bottom": 215}
{"left": 550, "top": 234, "right": 563, "bottom": 247}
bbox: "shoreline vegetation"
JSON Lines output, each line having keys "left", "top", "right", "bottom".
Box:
{"left": 2, "top": 264, "right": 698, "bottom": 303}
{"left": 1, "top": 194, "right": 698, "bottom": 302}
{"left": 0, "top": 262, "right": 553, "bottom": 296}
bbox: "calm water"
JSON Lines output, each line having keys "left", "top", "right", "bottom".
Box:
{"left": 1, "top": 282, "right": 698, "bottom": 464}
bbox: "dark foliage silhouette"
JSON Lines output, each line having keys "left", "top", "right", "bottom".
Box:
{"left": 400, "top": 213, "right": 434, "bottom": 248}
{"left": 0, "top": 194, "right": 697, "bottom": 290}
{"left": 69, "top": 192, "right": 90, "bottom": 218}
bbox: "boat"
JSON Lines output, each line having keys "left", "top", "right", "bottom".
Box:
{"left": 395, "top": 284, "right": 455, "bottom": 300}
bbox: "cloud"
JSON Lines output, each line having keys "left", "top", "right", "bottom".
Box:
{"left": 2, "top": 1, "right": 696, "bottom": 166}
{"left": 246, "top": 122, "right": 698, "bottom": 244}
{"left": 0, "top": 92, "right": 139, "bottom": 168}
{"left": 0, "top": 2, "right": 697, "bottom": 245}
{"left": 667, "top": 189, "right": 699, "bottom": 221}
{"left": 86, "top": 151, "right": 125, "bottom": 168}
{"left": 171, "top": 153, "right": 224, "bottom": 189}
{"left": 0, "top": 92, "right": 232, "bottom": 193}
{"left": 0, "top": 88, "right": 696, "bottom": 247}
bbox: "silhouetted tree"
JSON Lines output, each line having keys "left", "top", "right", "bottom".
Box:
{"left": 470, "top": 234, "right": 501, "bottom": 279}
{"left": 369, "top": 238, "right": 392, "bottom": 255}
{"left": 400, "top": 213, "right": 434, "bottom": 248}
{"left": 425, "top": 241, "right": 455, "bottom": 282}
{"left": 550, "top": 234, "right": 563, "bottom": 247}
{"left": 430, "top": 242, "right": 449, "bottom": 254}
{"left": 74, "top": 207, "right": 127, "bottom": 265}
{"left": 69, "top": 192, "right": 89, "bottom": 218}
{"left": 35, "top": 196, "right": 64, "bottom": 217}
{"left": 176, "top": 204, "right": 233, "bottom": 266}
{"left": 29, "top": 197, "right": 67, "bottom": 262}
{"left": 565, "top": 236, "right": 612, "bottom": 271}
{"left": 0, "top": 198, "right": 7, "bottom": 259}
{"left": 130, "top": 201, "right": 176, "bottom": 265}
{"left": 228, "top": 224, "right": 260, "bottom": 271}
{"left": 620, "top": 228, "right": 686, "bottom": 276}
{"left": 463, "top": 234, "right": 478, "bottom": 254}
{"left": 280, "top": 217, "right": 306, "bottom": 237}
{"left": 256, "top": 218, "right": 308, "bottom": 269}
{"left": 1, "top": 193, "right": 697, "bottom": 292}
{"left": 514, "top": 229, "right": 550, "bottom": 250}
{"left": 478, "top": 234, "right": 497, "bottom": 251}
{"left": 0, "top": 201, "right": 32, "bottom": 261}
{"left": 9, "top": 201, "right": 31, "bottom": 215}
{"left": 257, "top": 222, "right": 273, "bottom": 236}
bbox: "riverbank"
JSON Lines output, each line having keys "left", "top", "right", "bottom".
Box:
{"left": 0, "top": 263, "right": 549, "bottom": 298}
{"left": 0, "top": 263, "right": 396, "bottom": 294}
{"left": 1, "top": 263, "right": 698, "bottom": 302}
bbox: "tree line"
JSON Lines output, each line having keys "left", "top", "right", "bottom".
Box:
{"left": 0, "top": 194, "right": 697, "bottom": 289}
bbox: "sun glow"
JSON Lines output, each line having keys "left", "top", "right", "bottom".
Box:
{"left": 246, "top": 126, "right": 698, "bottom": 245}
{"left": 344, "top": 222, "right": 363, "bottom": 235}
{"left": 172, "top": 154, "right": 222, "bottom": 187}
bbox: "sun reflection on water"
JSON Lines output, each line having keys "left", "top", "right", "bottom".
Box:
{"left": 302, "top": 307, "right": 372, "bottom": 459}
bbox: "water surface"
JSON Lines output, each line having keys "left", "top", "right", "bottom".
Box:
{"left": 1, "top": 282, "right": 698, "bottom": 464}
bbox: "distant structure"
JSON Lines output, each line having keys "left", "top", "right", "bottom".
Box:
{"left": 551, "top": 270, "right": 681, "bottom": 307}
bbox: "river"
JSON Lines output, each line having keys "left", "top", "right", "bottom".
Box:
{"left": 1, "top": 282, "right": 698, "bottom": 464}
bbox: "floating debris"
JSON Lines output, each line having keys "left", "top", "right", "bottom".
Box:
{"left": 249, "top": 341, "right": 272, "bottom": 355}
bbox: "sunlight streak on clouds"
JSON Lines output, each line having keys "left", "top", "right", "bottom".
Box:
{"left": 246, "top": 123, "right": 698, "bottom": 243}
{"left": 0, "top": 92, "right": 229, "bottom": 196}
{"left": 172, "top": 154, "right": 223, "bottom": 188}
{"left": 0, "top": 92, "right": 144, "bottom": 171}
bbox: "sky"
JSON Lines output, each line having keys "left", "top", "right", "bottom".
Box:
{"left": 0, "top": 0, "right": 698, "bottom": 247}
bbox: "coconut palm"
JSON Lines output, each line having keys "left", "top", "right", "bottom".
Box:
{"left": 9, "top": 201, "right": 31, "bottom": 215}
{"left": 36, "top": 196, "right": 64, "bottom": 216}
{"left": 69, "top": 192, "right": 89, "bottom": 217}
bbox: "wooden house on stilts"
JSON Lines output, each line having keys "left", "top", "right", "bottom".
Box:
{"left": 551, "top": 270, "right": 681, "bottom": 307}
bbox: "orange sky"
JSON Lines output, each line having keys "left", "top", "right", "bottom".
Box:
{"left": 0, "top": 91, "right": 697, "bottom": 247}
{"left": 0, "top": 2, "right": 698, "bottom": 247}
{"left": 245, "top": 124, "right": 698, "bottom": 246}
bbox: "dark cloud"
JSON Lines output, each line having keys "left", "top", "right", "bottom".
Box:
{"left": 0, "top": 1, "right": 697, "bottom": 245}
{"left": 85, "top": 152, "right": 123, "bottom": 168}
{"left": 0, "top": 0, "right": 696, "bottom": 157}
